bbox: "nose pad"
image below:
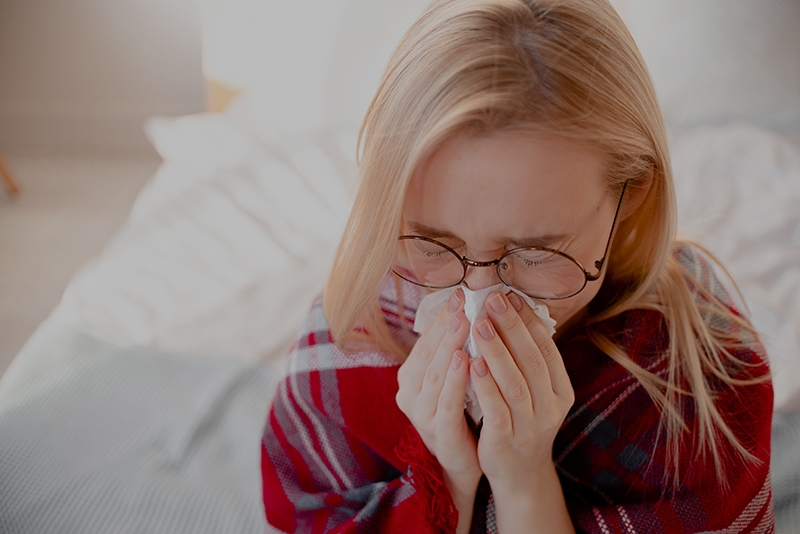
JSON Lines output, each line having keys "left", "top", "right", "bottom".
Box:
{"left": 462, "top": 264, "right": 503, "bottom": 290}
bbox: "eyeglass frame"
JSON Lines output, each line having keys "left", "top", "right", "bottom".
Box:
{"left": 392, "top": 180, "right": 628, "bottom": 300}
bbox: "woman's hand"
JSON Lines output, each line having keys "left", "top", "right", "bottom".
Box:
{"left": 470, "top": 290, "right": 576, "bottom": 533}
{"left": 396, "top": 289, "right": 481, "bottom": 530}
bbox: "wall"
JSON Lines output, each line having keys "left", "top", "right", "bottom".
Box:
{"left": 0, "top": 0, "right": 205, "bottom": 153}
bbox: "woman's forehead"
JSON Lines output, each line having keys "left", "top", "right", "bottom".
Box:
{"left": 404, "top": 131, "right": 610, "bottom": 239}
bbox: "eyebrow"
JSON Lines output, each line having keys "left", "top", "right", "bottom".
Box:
{"left": 405, "top": 221, "right": 567, "bottom": 248}
{"left": 406, "top": 222, "right": 458, "bottom": 240}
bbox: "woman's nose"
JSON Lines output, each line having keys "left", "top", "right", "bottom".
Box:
{"left": 462, "top": 264, "right": 503, "bottom": 290}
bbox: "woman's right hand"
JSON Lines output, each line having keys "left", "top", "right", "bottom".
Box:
{"left": 396, "top": 289, "right": 482, "bottom": 522}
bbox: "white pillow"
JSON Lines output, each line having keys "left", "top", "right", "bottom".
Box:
{"left": 51, "top": 114, "right": 357, "bottom": 365}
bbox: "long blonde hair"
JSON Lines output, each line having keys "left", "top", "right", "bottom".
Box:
{"left": 324, "top": 0, "right": 767, "bottom": 487}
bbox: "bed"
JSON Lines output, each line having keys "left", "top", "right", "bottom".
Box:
{"left": 1, "top": 0, "right": 799, "bottom": 532}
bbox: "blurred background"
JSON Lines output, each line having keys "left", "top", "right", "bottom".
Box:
{"left": 0, "top": 0, "right": 420, "bottom": 375}
{"left": 0, "top": 3, "right": 798, "bottom": 531}
{"left": 0, "top": 0, "right": 204, "bottom": 373}
{"left": 1, "top": 0, "right": 799, "bottom": 380}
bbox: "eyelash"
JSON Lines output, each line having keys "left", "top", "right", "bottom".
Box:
{"left": 422, "top": 250, "right": 448, "bottom": 258}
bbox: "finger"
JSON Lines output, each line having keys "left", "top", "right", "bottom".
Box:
{"left": 470, "top": 357, "right": 512, "bottom": 437}
{"left": 505, "top": 291, "right": 573, "bottom": 403}
{"left": 471, "top": 316, "right": 533, "bottom": 424}
{"left": 435, "top": 350, "right": 470, "bottom": 430}
{"left": 416, "top": 310, "right": 469, "bottom": 419}
{"left": 400, "top": 289, "right": 464, "bottom": 393}
{"left": 484, "top": 291, "right": 553, "bottom": 400}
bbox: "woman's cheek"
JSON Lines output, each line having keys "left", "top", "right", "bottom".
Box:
{"left": 544, "top": 286, "right": 598, "bottom": 330}
{"left": 546, "top": 303, "right": 573, "bottom": 328}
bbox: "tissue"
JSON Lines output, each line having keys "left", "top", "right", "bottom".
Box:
{"left": 413, "top": 283, "right": 557, "bottom": 423}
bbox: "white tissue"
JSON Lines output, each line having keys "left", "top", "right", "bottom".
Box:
{"left": 413, "top": 284, "right": 557, "bottom": 423}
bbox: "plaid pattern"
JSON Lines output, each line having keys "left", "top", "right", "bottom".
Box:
{"left": 261, "top": 243, "right": 773, "bottom": 533}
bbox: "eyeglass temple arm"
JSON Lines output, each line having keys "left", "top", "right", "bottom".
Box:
{"left": 586, "top": 180, "right": 628, "bottom": 281}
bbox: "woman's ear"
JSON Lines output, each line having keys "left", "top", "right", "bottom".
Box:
{"left": 619, "top": 166, "right": 654, "bottom": 221}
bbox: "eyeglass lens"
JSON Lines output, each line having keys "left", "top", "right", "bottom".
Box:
{"left": 393, "top": 237, "right": 587, "bottom": 299}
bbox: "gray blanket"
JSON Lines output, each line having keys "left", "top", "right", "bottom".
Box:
{"left": 0, "top": 322, "right": 281, "bottom": 533}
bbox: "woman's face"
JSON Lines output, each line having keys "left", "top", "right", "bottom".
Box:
{"left": 402, "top": 130, "right": 617, "bottom": 334}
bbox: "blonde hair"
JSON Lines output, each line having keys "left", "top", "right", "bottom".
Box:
{"left": 324, "top": 0, "right": 767, "bottom": 488}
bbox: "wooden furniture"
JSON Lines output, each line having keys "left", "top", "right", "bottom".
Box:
{"left": 0, "top": 150, "right": 19, "bottom": 195}
{"left": 205, "top": 78, "right": 240, "bottom": 113}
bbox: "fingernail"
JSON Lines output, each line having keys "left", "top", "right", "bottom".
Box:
{"left": 450, "top": 315, "right": 461, "bottom": 333}
{"left": 448, "top": 292, "right": 460, "bottom": 312}
{"left": 451, "top": 352, "right": 462, "bottom": 370}
{"left": 476, "top": 318, "right": 494, "bottom": 340}
{"left": 474, "top": 357, "right": 488, "bottom": 377}
{"left": 487, "top": 292, "right": 507, "bottom": 314}
{"left": 507, "top": 292, "right": 523, "bottom": 311}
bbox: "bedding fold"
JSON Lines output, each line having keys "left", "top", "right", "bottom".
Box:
{"left": 0, "top": 320, "right": 281, "bottom": 534}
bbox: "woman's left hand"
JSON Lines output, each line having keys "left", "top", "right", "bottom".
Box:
{"left": 469, "top": 290, "right": 575, "bottom": 494}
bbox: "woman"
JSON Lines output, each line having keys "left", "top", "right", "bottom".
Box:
{"left": 261, "top": 0, "right": 773, "bottom": 532}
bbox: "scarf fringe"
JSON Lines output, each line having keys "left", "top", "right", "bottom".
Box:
{"left": 395, "top": 427, "right": 459, "bottom": 534}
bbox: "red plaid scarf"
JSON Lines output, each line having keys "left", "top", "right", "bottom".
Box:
{"left": 261, "top": 243, "right": 773, "bottom": 533}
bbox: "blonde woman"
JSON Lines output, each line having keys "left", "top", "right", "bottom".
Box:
{"left": 260, "top": 0, "right": 773, "bottom": 532}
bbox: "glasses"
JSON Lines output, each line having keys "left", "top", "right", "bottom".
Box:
{"left": 392, "top": 181, "right": 627, "bottom": 300}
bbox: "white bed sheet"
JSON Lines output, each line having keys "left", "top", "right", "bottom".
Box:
{"left": 50, "top": 113, "right": 357, "bottom": 367}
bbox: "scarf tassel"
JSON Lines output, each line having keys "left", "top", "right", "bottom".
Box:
{"left": 395, "top": 427, "right": 459, "bottom": 534}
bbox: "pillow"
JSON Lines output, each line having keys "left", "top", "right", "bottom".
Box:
{"left": 50, "top": 114, "right": 357, "bottom": 364}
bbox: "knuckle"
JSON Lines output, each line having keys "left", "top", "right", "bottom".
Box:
{"left": 424, "top": 367, "right": 442, "bottom": 386}
{"left": 480, "top": 384, "right": 503, "bottom": 406}
{"left": 503, "top": 312, "right": 525, "bottom": 332}
{"left": 507, "top": 376, "right": 530, "bottom": 402}
{"left": 522, "top": 312, "right": 547, "bottom": 338}
{"left": 492, "top": 310, "right": 523, "bottom": 335}
{"left": 521, "top": 309, "right": 539, "bottom": 330}
{"left": 524, "top": 351, "right": 547, "bottom": 376}
{"left": 439, "top": 397, "right": 459, "bottom": 413}
{"left": 486, "top": 411, "right": 512, "bottom": 432}
{"left": 483, "top": 343, "right": 505, "bottom": 363}
{"left": 445, "top": 369, "right": 461, "bottom": 387}
{"left": 540, "top": 343, "right": 560, "bottom": 364}
{"left": 442, "top": 326, "right": 463, "bottom": 348}
{"left": 438, "top": 308, "right": 453, "bottom": 328}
